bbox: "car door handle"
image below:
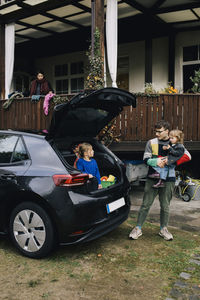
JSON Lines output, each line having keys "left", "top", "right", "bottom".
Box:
{"left": 0, "top": 174, "right": 16, "bottom": 181}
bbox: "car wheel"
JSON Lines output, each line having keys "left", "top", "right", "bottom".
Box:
{"left": 9, "top": 202, "right": 55, "bottom": 258}
{"left": 181, "top": 192, "right": 191, "bottom": 202}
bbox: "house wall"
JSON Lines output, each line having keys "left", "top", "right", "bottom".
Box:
{"left": 128, "top": 41, "right": 145, "bottom": 93}
{"left": 118, "top": 38, "right": 168, "bottom": 93}
{"left": 152, "top": 37, "right": 168, "bottom": 92}
{"left": 175, "top": 30, "right": 200, "bottom": 93}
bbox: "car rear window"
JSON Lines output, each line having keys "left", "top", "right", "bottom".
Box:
{"left": 11, "top": 137, "right": 29, "bottom": 162}
{"left": 0, "top": 134, "right": 29, "bottom": 164}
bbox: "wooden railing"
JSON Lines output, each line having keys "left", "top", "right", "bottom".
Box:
{"left": 0, "top": 94, "right": 200, "bottom": 142}
{"left": 115, "top": 94, "right": 200, "bottom": 142}
{"left": 0, "top": 97, "right": 54, "bottom": 132}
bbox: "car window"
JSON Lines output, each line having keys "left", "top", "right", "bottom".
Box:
{"left": 11, "top": 137, "right": 29, "bottom": 162}
{"left": 0, "top": 135, "right": 18, "bottom": 163}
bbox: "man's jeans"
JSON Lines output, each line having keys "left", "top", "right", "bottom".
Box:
{"left": 137, "top": 178, "right": 175, "bottom": 228}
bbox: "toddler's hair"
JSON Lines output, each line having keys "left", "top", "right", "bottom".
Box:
{"left": 170, "top": 129, "right": 184, "bottom": 144}
{"left": 78, "top": 143, "right": 92, "bottom": 158}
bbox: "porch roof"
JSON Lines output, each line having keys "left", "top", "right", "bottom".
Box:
{"left": 0, "top": 0, "right": 200, "bottom": 45}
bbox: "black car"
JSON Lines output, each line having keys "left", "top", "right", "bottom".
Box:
{"left": 0, "top": 88, "right": 136, "bottom": 258}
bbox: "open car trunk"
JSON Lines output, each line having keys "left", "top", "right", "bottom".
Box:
{"left": 48, "top": 88, "right": 135, "bottom": 193}
{"left": 53, "top": 137, "right": 127, "bottom": 192}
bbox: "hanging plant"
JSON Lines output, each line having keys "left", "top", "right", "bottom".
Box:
{"left": 85, "top": 28, "right": 104, "bottom": 90}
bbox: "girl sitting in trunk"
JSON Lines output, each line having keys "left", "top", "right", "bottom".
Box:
{"left": 77, "top": 143, "right": 102, "bottom": 189}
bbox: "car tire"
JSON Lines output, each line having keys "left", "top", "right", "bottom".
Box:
{"left": 181, "top": 192, "right": 191, "bottom": 202}
{"left": 9, "top": 202, "right": 55, "bottom": 258}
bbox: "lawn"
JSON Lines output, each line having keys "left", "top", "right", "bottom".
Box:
{"left": 0, "top": 212, "right": 199, "bottom": 300}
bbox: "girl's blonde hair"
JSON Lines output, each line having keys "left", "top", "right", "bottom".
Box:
{"left": 78, "top": 143, "right": 92, "bottom": 158}
{"left": 169, "top": 129, "right": 184, "bottom": 144}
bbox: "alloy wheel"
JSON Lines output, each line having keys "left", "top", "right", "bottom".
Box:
{"left": 13, "top": 209, "right": 46, "bottom": 252}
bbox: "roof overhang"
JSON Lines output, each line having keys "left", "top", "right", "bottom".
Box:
{"left": 0, "top": 0, "right": 200, "bottom": 45}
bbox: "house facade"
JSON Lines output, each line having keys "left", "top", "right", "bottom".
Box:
{"left": 0, "top": 0, "right": 200, "bottom": 98}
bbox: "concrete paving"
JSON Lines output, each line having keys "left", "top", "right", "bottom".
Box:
{"left": 130, "top": 184, "right": 200, "bottom": 232}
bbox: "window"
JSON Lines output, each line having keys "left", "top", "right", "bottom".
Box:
{"left": 12, "top": 138, "right": 29, "bottom": 162}
{"left": 0, "top": 135, "right": 18, "bottom": 163}
{"left": 117, "top": 57, "right": 129, "bottom": 91}
{"left": 0, "top": 135, "right": 29, "bottom": 164}
{"left": 183, "top": 45, "right": 198, "bottom": 62}
{"left": 13, "top": 72, "right": 30, "bottom": 96}
{"left": 55, "top": 64, "right": 68, "bottom": 76}
{"left": 71, "top": 78, "right": 84, "bottom": 93}
{"left": 54, "top": 61, "right": 84, "bottom": 94}
{"left": 70, "top": 62, "right": 83, "bottom": 75}
{"left": 56, "top": 79, "right": 68, "bottom": 94}
{"left": 183, "top": 45, "right": 200, "bottom": 92}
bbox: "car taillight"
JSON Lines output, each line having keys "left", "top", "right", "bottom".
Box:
{"left": 53, "top": 174, "right": 89, "bottom": 186}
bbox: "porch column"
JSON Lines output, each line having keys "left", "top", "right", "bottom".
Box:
{"left": 106, "top": 0, "right": 118, "bottom": 87}
{"left": 5, "top": 23, "right": 15, "bottom": 99}
{"left": 145, "top": 38, "right": 152, "bottom": 84}
{"left": 168, "top": 34, "right": 175, "bottom": 86}
{"left": 0, "top": 24, "right": 5, "bottom": 99}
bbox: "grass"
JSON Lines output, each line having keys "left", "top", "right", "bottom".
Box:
{"left": 0, "top": 213, "right": 199, "bottom": 299}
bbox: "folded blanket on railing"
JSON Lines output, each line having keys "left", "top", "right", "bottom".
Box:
{"left": 31, "top": 95, "right": 42, "bottom": 101}
{"left": 43, "top": 93, "right": 55, "bottom": 115}
{"left": 3, "top": 92, "right": 24, "bottom": 109}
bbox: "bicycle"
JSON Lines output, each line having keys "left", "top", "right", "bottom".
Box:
{"left": 174, "top": 171, "right": 197, "bottom": 202}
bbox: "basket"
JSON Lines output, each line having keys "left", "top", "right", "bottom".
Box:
{"left": 101, "top": 180, "right": 115, "bottom": 188}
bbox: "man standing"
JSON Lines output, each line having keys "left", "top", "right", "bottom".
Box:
{"left": 129, "top": 120, "right": 174, "bottom": 241}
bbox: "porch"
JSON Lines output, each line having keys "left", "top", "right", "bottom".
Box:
{"left": 0, "top": 93, "right": 200, "bottom": 152}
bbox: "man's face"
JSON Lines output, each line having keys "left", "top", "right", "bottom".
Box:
{"left": 155, "top": 127, "right": 169, "bottom": 140}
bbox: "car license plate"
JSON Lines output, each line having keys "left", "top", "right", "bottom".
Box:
{"left": 106, "top": 197, "right": 125, "bottom": 214}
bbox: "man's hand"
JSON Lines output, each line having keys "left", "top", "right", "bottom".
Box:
{"left": 163, "top": 145, "right": 170, "bottom": 150}
{"left": 157, "top": 157, "right": 167, "bottom": 168}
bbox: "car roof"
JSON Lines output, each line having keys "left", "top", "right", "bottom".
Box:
{"left": 0, "top": 130, "right": 45, "bottom": 140}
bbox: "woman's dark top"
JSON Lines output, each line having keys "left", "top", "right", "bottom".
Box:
{"left": 30, "top": 78, "right": 53, "bottom": 96}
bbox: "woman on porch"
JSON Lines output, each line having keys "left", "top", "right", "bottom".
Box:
{"left": 29, "top": 70, "right": 54, "bottom": 98}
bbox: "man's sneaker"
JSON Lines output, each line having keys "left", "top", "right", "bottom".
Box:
{"left": 159, "top": 227, "right": 173, "bottom": 241}
{"left": 129, "top": 227, "right": 142, "bottom": 240}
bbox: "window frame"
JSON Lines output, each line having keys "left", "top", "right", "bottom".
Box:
{"left": 182, "top": 44, "right": 200, "bottom": 92}
{"left": 54, "top": 61, "right": 84, "bottom": 94}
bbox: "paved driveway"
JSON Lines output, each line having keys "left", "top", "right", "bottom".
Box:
{"left": 130, "top": 184, "right": 200, "bottom": 232}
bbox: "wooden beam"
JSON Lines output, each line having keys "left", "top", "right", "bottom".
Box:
{"left": 145, "top": 38, "right": 152, "bottom": 83}
{"left": 94, "top": 0, "right": 104, "bottom": 61}
{"left": 156, "top": 2, "right": 200, "bottom": 14}
{"left": 0, "top": 0, "right": 82, "bottom": 24}
{"left": 0, "top": 24, "right": 5, "bottom": 99}
{"left": 168, "top": 34, "right": 175, "bottom": 86}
